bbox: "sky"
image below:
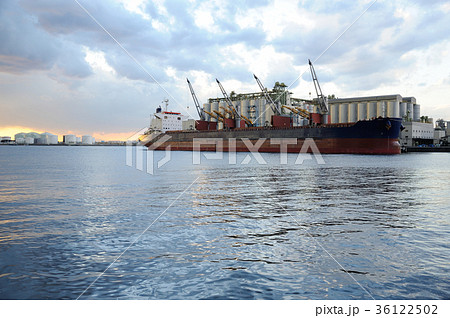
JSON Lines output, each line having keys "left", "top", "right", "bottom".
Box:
{"left": 1, "top": 0, "right": 449, "bottom": 140}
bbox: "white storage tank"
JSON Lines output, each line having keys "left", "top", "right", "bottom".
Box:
{"left": 203, "top": 103, "right": 211, "bottom": 121}
{"left": 39, "top": 132, "right": 58, "bottom": 145}
{"left": 376, "top": 101, "right": 386, "bottom": 118}
{"left": 15, "top": 137, "right": 25, "bottom": 144}
{"left": 339, "top": 103, "right": 348, "bottom": 123}
{"left": 64, "top": 134, "right": 77, "bottom": 144}
{"left": 367, "top": 102, "right": 377, "bottom": 119}
{"left": 25, "top": 137, "right": 35, "bottom": 144}
{"left": 387, "top": 100, "right": 400, "bottom": 118}
{"left": 241, "top": 100, "right": 249, "bottom": 118}
{"left": 330, "top": 103, "right": 339, "bottom": 123}
{"left": 399, "top": 102, "right": 407, "bottom": 118}
{"left": 357, "top": 103, "right": 367, "bottom": 121}
{"left": 413, "top": 104, "right": 420, "bottom": 121}
{"left": 82, "top": 135, "right": 94, "bottom": 145}
{"left": 406, "top": 103, "right": 413, "bottom": 121}
{"left": 349, "top": 103, "right": 358, "bottom": 122}
{"left": 211, "top": 102, "right": 219, "bottom": 122}
{"left": 219, "top": 101, "right": 227, "bottom": 118}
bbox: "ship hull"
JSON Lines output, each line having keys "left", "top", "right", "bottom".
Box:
{"left": 143, "top": 117, "right": 402, "bottom": 155}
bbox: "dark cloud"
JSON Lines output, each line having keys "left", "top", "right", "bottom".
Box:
{"left": 0, "top": 0, "right": 449, "bottom": 134}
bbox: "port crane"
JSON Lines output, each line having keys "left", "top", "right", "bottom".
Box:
{"left": 308, "top": 59, "right": 329, "bottom": 122}
{"left": 253, "top": 74, "right": 281, "bottom": 115}
{"left": 186, "top": 78, "right": 205, "bottom": 121}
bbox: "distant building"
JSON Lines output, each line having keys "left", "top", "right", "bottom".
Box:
{"left": 0, "top": 136, "right": 12, "bottom": 144}
{"left": 434, "top": 128, "right": 446, "bottom": 145}
{"left": 400, "top": 122, "right": 434, "bottom": 147}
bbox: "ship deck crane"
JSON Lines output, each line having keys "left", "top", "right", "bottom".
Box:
{"left": 203, "top": 110, "right": 224, "bottom": 122}
{"left": 308, "top": 59, "right": 328, "bottom": 119}
{"left": 215, "top": 79, "right": 240, "bottom": 120}
{"left": 186, "top": 78, "right": 205, "bottom": 121}
{"left": 253, "top": 74, "right": 281, "bottom": 115}
{"left": 282, "top": 105, "right": 309, "bottom": 119}
{"left": 219, "top": 106, "right": 234, "bottom": 117}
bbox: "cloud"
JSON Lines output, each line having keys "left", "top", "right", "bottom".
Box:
{"left": 1, "top": 0, "right": 450, "bottom": 137}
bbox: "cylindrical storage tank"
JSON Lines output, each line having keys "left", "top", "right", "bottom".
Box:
{"left": 393, "top": 100, "right": 399, "bottom": 118}
{"left": 349, "top": 103, "right": 358, "bottom": 122}
{"left": 339, "top": 103, "right": 348, "bottom": 123}
{"left": 258, "top": 99, "right": 265, "bottom": 127}
{"left": 241, "top": 100, "right": 249, "bottom": 118}
{"left": 25, "top": 137, "right": 34, "bottom": 144}
{"left": 219, "top": 101, "right": 227, "bottom": 118}
{"left": 218, "top": 121, "right": 223, "bottom": 130}
{"left": 64, "top": 134, "right": 76, "bottom": 144}
{"left": 357, "top": 103, "right": 367, "bottom": 121}
{"left": 407, "top": 103, "right": 413, "bottom": 121}
{"left": 399, "top": 102, "right": 407, "bottom": 118}
{"left": 249, "top": 99, "right": 256, "bottom": 125}
{"left": 386, "top": 101, "right": 395, "bottom": 118}
{"left": 368, "top": 102, "right": 377, "bottom": 119}
{"left": 82, "top": 135, "right": 93, "bottom": 145}
{"left": 413, "top": 104, "right": 420, "bottom": 121}
{"left": 330, "top": 103, "right": 339, "bottom": 123}
{"left": 203, "top": 103, "right": 211, "bottom": 122}
{"left": 377, "top": 101, "right": 386, "bottom": 118}
{"left": 211, "top": 102, "right": 219, "bottom": 122}
{"left": 264, "top": 101, "right": 273, "bottom": 126}
{"left": 387, "top": 101, "right": 400, "bottom": 118}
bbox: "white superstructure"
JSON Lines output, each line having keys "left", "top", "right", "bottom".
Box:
{"left": 149, "top": 100, "right": 185, "bottom": 132}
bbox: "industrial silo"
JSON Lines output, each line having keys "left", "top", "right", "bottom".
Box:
{"left": 387, "top": 101, "right": 400, "bottom": 118}
{"left": 406, "top": 103, "right": 413, "bottom": 121}
{"left": 367, "top": 102, "right": 377, "bottom": 119}
{"left": 349, "top": 103, "right": 358, "bottom": 122}
{"left": 219, "top": 101, "right": 227, "bottom": 118}
{"left": 357, "top": 103, "right": 367, "bottom": 121}
{"left": 241, "top": 99, "right": 249, "bottom": 118}
{"left": 211, "top": 102, "right": 219, "bottom": 122}
{"left": 203, "top": 103, "right": 211, "bottom": 121}
{"left": 330, "top": 103, "right": 339, "bottom": 123}
{"left": 258, "top": 98, "right": 266, "bottom": 126}
{"left": 399, "top": 102, "right": 407, "bottom": 118}
{"left": 377, "top": 101, "right": 386, "bottom": 118}
{"left": 264, "top": 102, "right": 274, "bottom": 126}
{"left": 413, "top": 104, "right": 420, "bottom": 121}
{"left": 339, "top": 103, "right": 348, "bottom": 123}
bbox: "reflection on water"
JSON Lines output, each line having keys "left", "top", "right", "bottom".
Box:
{"left": 0, "top": 147, "right": 449, "bottom": 299}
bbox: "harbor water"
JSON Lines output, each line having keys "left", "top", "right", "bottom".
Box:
{"left": 0, "top": 146, "right": 449, "bottom": 299}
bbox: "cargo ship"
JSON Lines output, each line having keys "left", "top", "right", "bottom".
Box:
{"left": 142, "top": 61, "right": 403, "bottom": 155}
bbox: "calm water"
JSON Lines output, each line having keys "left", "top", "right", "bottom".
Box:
{"left": 0, "top": 146, "right": 449, "bottom": 300}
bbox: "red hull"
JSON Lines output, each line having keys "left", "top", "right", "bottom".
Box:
{"left": 149, "top": 138, "right": 401, "bottom": 155}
